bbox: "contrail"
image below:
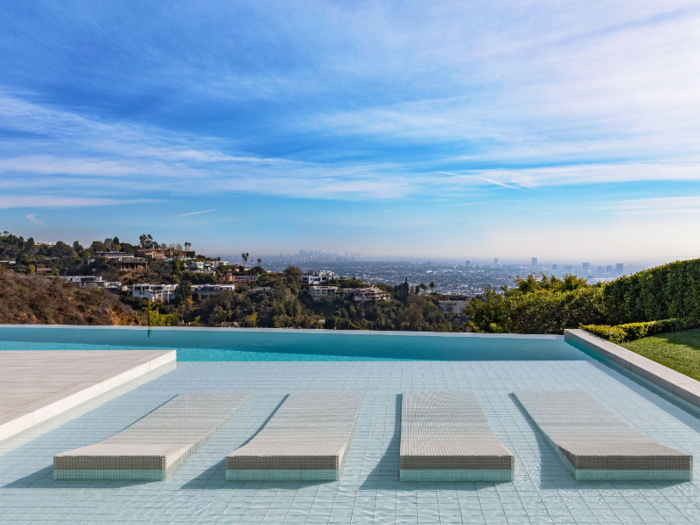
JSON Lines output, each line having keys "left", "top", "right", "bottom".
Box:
{"left": 439, "top": 172, "right": 529, "bottom": 192}
{"left": 173, "top": 209, "right": 217, "bottom": 217}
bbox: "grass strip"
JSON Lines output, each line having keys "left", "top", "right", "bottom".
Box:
{"left": 622, "top": 328, "right": 700, "bottom": 382}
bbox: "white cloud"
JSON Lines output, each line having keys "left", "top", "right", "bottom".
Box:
{"left": 173, "top": 209, "right": 217, "bottom": 217}
{"left": 0, "top": 196, "right": 149, "bottom": 209}
{"left": 1, "top": 2, "right": 700, "bottom": 205}
{"left": 598, "top": 195, "right": 700, "bottom": 211}
{"left": 25, "top": 213, "right": 45, "bottom": 226}
{"left": 439, "top": 172, "right": 529, "bottom": 192}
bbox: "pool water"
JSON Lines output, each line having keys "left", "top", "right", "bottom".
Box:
{"left": 0, "top": 326, "right": 582, "bottom": 361}
{"left": 3, "top": 325, "right": 700, "bottom": 524}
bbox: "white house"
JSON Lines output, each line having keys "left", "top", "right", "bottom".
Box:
{"left": 188, "top": 261, "right": 205, "bottom": 271}
{"left": 301, "top": 270, "right": 336, "bottom": 284}
{"left": 308, "top": 286, "right": 339, "bottom": 302}
{"left": 350, "top": 287, "right": 389, "bottom": 302}
{"left": 438, "top": 300, "right": 467, "bottom": 314}
{"left": 61, "top": 275, "right": 121, "bottom": 289}
{"left": 187, "top": 259, "right": 227, "bottom": 273}
{"left": 132, "top": 284, "right": 179, "bottom": 303}
{"left": 191, "top": 284, "right": 236, "bottom": 296}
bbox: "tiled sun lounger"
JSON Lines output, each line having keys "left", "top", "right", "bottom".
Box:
{"left": 515, "top": 391, "right": 693, "bottom": 481}
{"left": 226, "top": 392, "right": 363, "bottom": 481}
{"left": 399, "top": 391, "right": 514, "bottom": 482}
{"left": 54, "top": 393, "right": 250, "bottom": 481}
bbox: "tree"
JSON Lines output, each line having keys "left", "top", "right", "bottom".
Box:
{"left": 173, "top": 259, "right": 184, "bottom": 277}
{"left": 49, "top": 242, "right": 77, "bottom": 258}
{"left": 283, "top": 265, "right": 302, "bottom": 279}
{"left": 176, "top": 281, "right": 192, "bottom": 305}
{"left": 27, "top": 264, "right": 35, "bottom": 275}
{"left": 73, "top": 241, "right": 84, "bottom": 252}
{"left": 257, "top": 257, "right": 262, "bottom": 266}
{"left": 210, "top": 306, "right": 232, "bottom": 325}
{"left": 465, "top": 274, "right": 605, "bottom": 334}
{"left": 395, "top": 278, "right": 410, "bottom": 303}
{"left": 88, "top": 240, "right": 107, "bottom": 253}
{"left": 184, "top": 242, "right": 191, "bottom": 252}
{"left": 419, "top": 283, "right": 428, "bottom": 295}
{"left": 241, "top": 252, "right": 249, "bottom": 264}
{"left": 429, "top": 282, "right": 435, "bottom": 292}
{"left": 139, "top": 234, "right": 156, "bottom": 249}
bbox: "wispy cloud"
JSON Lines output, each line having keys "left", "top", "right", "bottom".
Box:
{"left": 598, "top": 196, "right": 700, "bottom": 211}
{"left": 0, "top": 195, "right": 149, "bottom": 209}
{"left": 439, "top": 172, "right": 529, "bottom": 192}
{"left": 173, "top": 209, "right": 217, "bottom": 217}
{"left": 1, "top": 1, "right": 700, "bottom": 258}
{"left": 26, "top": 213, "right": 45, "bottom": 226}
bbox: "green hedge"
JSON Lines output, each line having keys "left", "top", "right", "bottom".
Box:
{"left": 580, "top": 318, "right": 700, "bottom": 344}
{"left": 467, "top": 286, "right": 606, "bottom": 334}
{"left": 603, "top": 259, "right": 700, "bottom": 324}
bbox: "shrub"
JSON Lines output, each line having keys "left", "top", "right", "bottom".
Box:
{"left": 579, "top": 324, "right": 628, "bottom": 344}
{"left": 148, "top": 309, "right": 177, "bottom": 326}
{"left": 581, "top": 318, "right": 700, "bottom": 344}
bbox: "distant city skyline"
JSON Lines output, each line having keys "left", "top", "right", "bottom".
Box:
{"left": 1, "top": 2, "right": 699, "bottom": 260}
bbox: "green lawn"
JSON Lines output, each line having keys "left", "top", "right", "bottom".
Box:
{"left": 622, "top": 328, "right": 700, "bottom": 381}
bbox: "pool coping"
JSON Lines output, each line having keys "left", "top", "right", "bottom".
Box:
{"left": 564, "top": 329, "right": 700, "bottom": 411}
{"left": 0, "top": 324, "right": 562, "bottom": 339}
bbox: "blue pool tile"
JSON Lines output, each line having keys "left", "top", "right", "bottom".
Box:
{"left": 1, "top": 347, "right": 700, "bottom": 524}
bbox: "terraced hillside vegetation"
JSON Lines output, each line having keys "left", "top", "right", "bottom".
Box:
{"left": 0, "top": 269, "right": 143, "bottom": 325}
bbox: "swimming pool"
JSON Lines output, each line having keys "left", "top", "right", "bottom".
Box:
{"left": 3, "top": 325, "right": 700, "bottom": 524}
{"left": 0, "top": 325, "right": 581, "bottom": 361}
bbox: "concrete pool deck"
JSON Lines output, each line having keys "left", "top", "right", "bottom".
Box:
{"left": 0, "top": 350, "right": 176, "bottom": 442}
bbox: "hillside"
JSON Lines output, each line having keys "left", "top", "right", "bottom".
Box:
{"left": 0, "top": 270, "right": 144, "bottom": 325}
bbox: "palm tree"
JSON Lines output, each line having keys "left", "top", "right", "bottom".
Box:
{"left": 184, "top": 242, "right": 191, "bottom": 252}
{"left": 257, "top": 257, "right": 262, "bottom": 266}
{"left": 241, "top": 252, "right": 249, "bottom": 264}
{"left": 429, "top": 281, "right": 435, "bottom": 293}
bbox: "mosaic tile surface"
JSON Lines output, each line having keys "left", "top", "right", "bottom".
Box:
{"left": 2, "top": 355, "right": 700, "bottom": 524}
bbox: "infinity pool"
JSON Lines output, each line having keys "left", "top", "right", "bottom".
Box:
{"left": 0, "top": 325, "right": 581, "bottom": 361}
{"left": 3, "top": 325, "right": 700, "bottom": 524}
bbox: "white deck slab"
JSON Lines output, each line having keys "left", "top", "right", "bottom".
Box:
{"left": 0, "top": 350, "right": 176, "bottom": 442}
{"left": 400, "top": 391, "right": 514, "bottom": 481}
{"left": 54, "top": 393, "right": 250, "bottom": 480}
{"left": 515, "top": 391, "right": 692, "bottom": 481}
{"left": 226, "top": 391, "right": 363, "bottom": 481}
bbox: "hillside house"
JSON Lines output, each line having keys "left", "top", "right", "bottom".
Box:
{"left": 309, "top": 286, "right": 339, "bottom": 302}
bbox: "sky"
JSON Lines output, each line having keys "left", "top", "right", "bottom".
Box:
{"left": 1, "top": 0, "right": 699, "bottom": 262}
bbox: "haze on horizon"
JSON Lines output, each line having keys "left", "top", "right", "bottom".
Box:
{"left": 1, "top": 1, "right": 699, "bottom": 262}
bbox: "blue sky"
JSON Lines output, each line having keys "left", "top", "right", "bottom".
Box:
{"left": 1, "top": 1, "right": 699, "bottom": 262}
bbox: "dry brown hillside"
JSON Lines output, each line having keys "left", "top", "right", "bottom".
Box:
{"left": 0, "top": 270, "right": 144, "bottom": 325}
